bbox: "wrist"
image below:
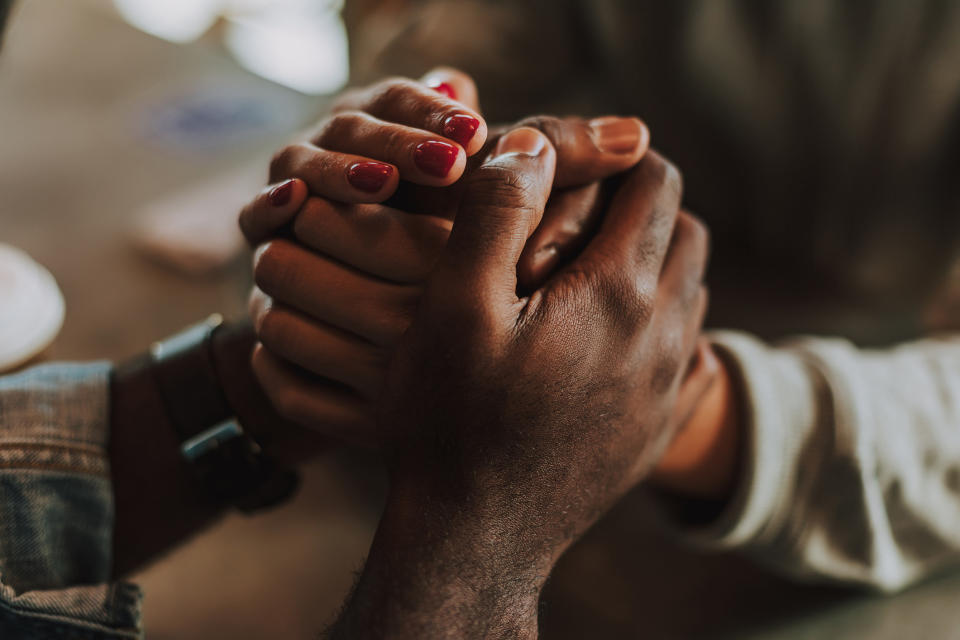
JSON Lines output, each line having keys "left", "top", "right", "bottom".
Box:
{"left": 384, "top": 480, "right": 558, "bottom": 583}
{"left": 332, "top": 483, "right": 551, "bottom": 639}
{"left": 110, "top": 352, "right": 224, "bottom": 575}
{"left": 650, "top": 344, "right": 742, "bottom": 499}
{"left": 146, "top": 316, "right": 304, "bottom": 512}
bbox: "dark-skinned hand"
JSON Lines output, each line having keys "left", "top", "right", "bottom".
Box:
{"left": 330, "top": 127, "right": 710, "bottom": 639}
{"left": 238, "top": 68, "right": 653, "bottom": 445}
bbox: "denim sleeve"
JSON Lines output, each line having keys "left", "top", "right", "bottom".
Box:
{"left": 0, "top": 362, "right": 143, "bottom": 639}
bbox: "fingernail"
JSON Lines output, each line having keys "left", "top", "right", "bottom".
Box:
{"left": 414, "top": 141, "right": 459, "bottom": 178}
{"left": 268, "top": 179, "right": 294, "bottom": 206}
{"left": 443, "top": 114, "right": 480, "bottom": 147}
{"left": 494, "top": 127, "right": 546, "bottom": 157}
{"left": 427, "top": 81, "right": 456, "bottom": 100}
{"left": 588, "top": 116, "right": 644, "bottom": 154}
{"left": 347, "top": 161, "right": 394, "bottom": 193}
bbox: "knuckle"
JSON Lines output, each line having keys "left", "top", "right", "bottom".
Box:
{"left": 251, "top": 348, "right": 304, "bottom": 422}
{"left": 473, "top": 164, "right": 539, "bottom": 204}
{"left": 517, "top": 114, "right": 557, "bottom": 133}
{"left": 674, "top": 213, "right": 711, "bottom": 278}
{"left": 640, "top": 150, "right": 683, "bottom": 200}
{"left": 301, "top": 147, "right": 335, "bottom": 177}
{"left": 272, "top": 388, "right": 305, "bottom": 423}
{"left": 694, "top": 284, "right": 709, "bottom": 320}
{"left": 691, "top": 224, "right": 710, "bottom": 266}
{"left": 380, "top": 124, "right": 414, "bottom": 160}
{"left": 368, "top": 78, "right": 419, "bottom": 114}
{"left": 426, "top": 281, "right": 498, "bottom": 339}
{"left": 559, "top": 268, "right": 653, "bottom": 332}
{"left": 634, "top": 280, "right": 658, "bottom": 321}
{"left": 539, "top": 270, "right": 589, "bottom": 318}
{"left": 675, "top": 276, "right": 703, "bottom": 318}
{"left": 247, "top": 286, "right": 269, "bottom": 326}
{"left": 269, "top": 144, "right": 302, "bottom": 180}
{"left": 516, "top": 115, "right": 566, "bottom": 147}
{"left": 683, "top": 212, "right": 710, "bottom": 251}
{"left": 663, "top": 160, "right": 683, "bottom": 200}
{"left": 252, "top": 240, "right": 296, "bottom": 293}
{"left": 256, "top": 307, "right": 290, "bottom": 352}
{"left": 250, "top": 345, "right": 270, "bottom": 383}
{"left": 314, "top": 112, "right": 360, "bottom": 146}
{"left": 237, "top": 202, "right": 255, "bottom": 243}
{"left": 599, "top": 273, "right": 653, "bottom": 330}
{"left": 674, "top": 212, "right": 704, "bottom": 249}
{"left": 329, "top": 87, "right": 363, "bottom": 112}
{"left": 292, "top": 199, "right": 333, "bottom": 242}
{"left": 372, "top": 287, "right": 420, "bottom": 344}
{"left": 651, "top": 348, "right": 682, "bottom": 395}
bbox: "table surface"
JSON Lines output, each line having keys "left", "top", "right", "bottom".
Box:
{"left": 3, "top": 2, "right": 959, "bottom": 638}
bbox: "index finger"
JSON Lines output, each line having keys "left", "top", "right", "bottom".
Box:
{"left": 574, "top": 151, "right": 683, "bottom": 287}
{"left": 330, "top": 76, "right": 487, "bottom": 156}
{"left": 238, "top": 178, "right": 309, "bottom": 246}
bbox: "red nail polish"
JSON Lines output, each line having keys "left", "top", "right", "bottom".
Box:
{"left": 443, "top": 115, "right": 480, "bottom": 147}
{"left": 414, "top": 141, "right": 459, "bottom": 178}
{"left": 347, "top": 162, "right": 394, "bottom": 193}
{"left": 268, "top": 180, "right": 294, "bottom": 206}
{"left": 428, "top": 81, "right": 456, "bottom": 100}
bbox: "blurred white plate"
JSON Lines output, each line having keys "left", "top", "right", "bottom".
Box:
{"left": 0, "top": 244, "right": 65, "bottom": 372}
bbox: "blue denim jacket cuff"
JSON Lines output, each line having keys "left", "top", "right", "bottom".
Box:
{"left": 0, "top": 362, "right": 144, "bottom": 638}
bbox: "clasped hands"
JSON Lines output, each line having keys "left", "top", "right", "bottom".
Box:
{"left": 238, "top": 68, "right": 723, "bottom": 636}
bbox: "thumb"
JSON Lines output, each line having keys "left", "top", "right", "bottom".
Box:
{"left": 435, "top": 127, "right": 556, "bottom": 308}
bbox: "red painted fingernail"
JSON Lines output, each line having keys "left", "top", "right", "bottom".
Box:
{"left": 443, "top": 115, "right": 480, "bottom": 147}
{"left": 268, "top": 179, "right": 294, "bottom": 206}
{"left": 414, "top": 141, "right": 459, "bottom": 178}
{"left": 428, "top": 81, "right": 456, "bottom": 100}
{"left": 347, "top": 162, "right": 394, "bottom": 193}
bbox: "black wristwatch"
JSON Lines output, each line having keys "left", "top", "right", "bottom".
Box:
{"left": 149, "top": 315, "right": 299, "bottom": 513}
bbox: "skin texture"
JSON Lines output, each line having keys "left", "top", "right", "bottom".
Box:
{"left": 240, "top": 67, "right": 736, "bottom": 495}
{"left": 241, "top": 68, "right": 737, "bottom": 499}
{"left": 328, "top": 129, "right": 709, "bottom": 639}
{"left": 650, "top": 344, "right": 743, "bottom": 499}
{"left": 239, "top": 68, "right": 654, "bottom": 445}
{"left": 107, "top": 64, "right": 735, "bottom": 634}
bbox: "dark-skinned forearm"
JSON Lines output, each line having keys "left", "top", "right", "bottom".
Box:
{"left": 108, "top": 349, "right": 225, "bottom": 577}
{"left": 108, "top": 322, "right": 330, "bottom": 578}
{"left": 328, "top": 486, "right": 551, "bottom": 639}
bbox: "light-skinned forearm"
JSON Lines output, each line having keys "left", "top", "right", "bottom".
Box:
{"left": 650, "top": 347, "right": 743, "bottom": 499}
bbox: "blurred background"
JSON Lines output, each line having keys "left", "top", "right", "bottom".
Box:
{"left": 0, "top": 1, "right": 382, "bottom": 637}
{"left": 4, "top": 1, "right": 960, "bottom": 638}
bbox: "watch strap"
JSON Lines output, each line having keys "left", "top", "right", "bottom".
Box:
{"left": 150, "top": 314, "right": 232, "bottom": 442}
{"left": 149, "top": 315, "right": 299, "bottom": 512}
